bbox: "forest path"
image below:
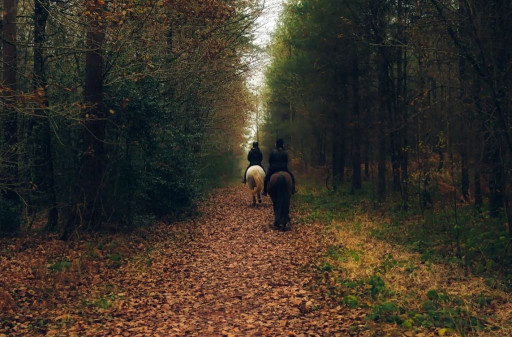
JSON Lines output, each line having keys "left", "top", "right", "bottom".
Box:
{"left": 3, "top": 186, "right": 510, "bottom": 336}
{"left": 94, "top": 185, "right": 351, "bottom": 336}
{"left": 0, "top": 185, "right": 359, "bottom": 336}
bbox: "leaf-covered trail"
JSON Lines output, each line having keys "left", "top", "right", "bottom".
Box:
{"left": 3, "top": 185, "right": 510, "bottom": 336}
{"left": 87, "top": 185, "right": 351, "bottom": 336}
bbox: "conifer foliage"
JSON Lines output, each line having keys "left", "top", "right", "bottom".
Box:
{"left": 263, "top": 0, "right": 512, "bottom": 228}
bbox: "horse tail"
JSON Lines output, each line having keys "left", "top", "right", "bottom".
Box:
{"left": 252, "top": 170, "right": 264, "bottom": 195}
{"left": 274, "top": 174, "right": 290, "bottom": 226}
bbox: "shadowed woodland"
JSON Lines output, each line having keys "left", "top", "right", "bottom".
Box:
{"left": 0, "top": 0, "right": 255, "bottom": 235}
{"left": 1, "top": 0, "right": 512, "bottom": 336}
{"left": 261, "top": 0, "right": 512, "bottom": 277}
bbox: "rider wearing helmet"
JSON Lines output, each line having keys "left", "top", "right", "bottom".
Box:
{"left": 243, "top": 141, "right": 264, "bottom": 184}
{"left": 263, "top": 138, "right": 296, "bottom": 195}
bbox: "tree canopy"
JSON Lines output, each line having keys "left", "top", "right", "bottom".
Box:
{"left": 262, "top": 0, "right": 512, "bottom": 272}
{"left": 0, "top": 0, "right": 259, "bottom": 235}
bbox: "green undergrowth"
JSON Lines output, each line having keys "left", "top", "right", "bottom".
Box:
{"left": 296, "top": 184, "right": 512, "bottom": 336}
{"left": 311, "top": 253, "right": 492, "bottom": 335}
{"left": 371, "top": 208, "right": 512, "bottom": 281}
{"left": 296, "top": 184, "right": 512, "bottom": 281}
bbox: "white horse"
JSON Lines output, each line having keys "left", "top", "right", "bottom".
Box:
{"left": 246, "top": 165, "right": 265, "bottom": 206}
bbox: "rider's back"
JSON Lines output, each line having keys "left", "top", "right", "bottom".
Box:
{"left": 269, "top": 148, "right": 288, "bottom": 171}
{"left": 248, "top": 147, "right": 263, "bottom": 164}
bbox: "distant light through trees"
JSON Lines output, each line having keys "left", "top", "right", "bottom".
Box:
{"left": 245, "top": 0, "right": 285, "bottom": 148}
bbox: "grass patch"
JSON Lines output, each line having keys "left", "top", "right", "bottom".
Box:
{"left": 298, "top": 183, "right": 512, "bottom": 279}
{"left": 106, "top": 253, "right": 123, "bottom": 268}
{"left": 82, "top": 284, "right": 119, "bottom": 310}
{"left": 85, "top": 239, "right": 132, "bottom": 269}
{"left": 298, "top": 184, "right": 512, "bottom": 336}
{"left": 48, "top": 258, "right": 71, "bottom": 273}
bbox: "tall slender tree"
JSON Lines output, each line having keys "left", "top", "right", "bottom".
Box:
{"left": 32, "top": 0, "right": 58, "bottom": 229}
{"left": 1, "top": 0, "right": 21, "bottom": 233}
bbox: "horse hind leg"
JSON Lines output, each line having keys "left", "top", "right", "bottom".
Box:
{"left": 282, "top": 216, "right": 290, "bottom": 231}
{"left": 276, "top": 221, "right": 284, "bottom": 231}
{"left": 257, "top": 192, "right": 262, "bottom": 203}
{"left": 252, "top": 195, "right": 256, "bottom": 207}
{"left": 274, "top": 206, "right": 282, "bottom": 230}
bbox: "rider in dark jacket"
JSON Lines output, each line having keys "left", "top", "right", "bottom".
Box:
{"left": 243, "top": 142, "right": 265, "bottom": 183}
{"left": 263, "top": 138, "right": 296, "bottom": 195}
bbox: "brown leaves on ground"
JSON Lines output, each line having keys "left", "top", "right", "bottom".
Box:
{"left": 0, "top": 186, "right": 361, "bottom": 336}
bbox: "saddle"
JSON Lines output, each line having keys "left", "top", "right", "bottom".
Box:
{"left": 249, "top": 163, "right": 265, "bottom": 171}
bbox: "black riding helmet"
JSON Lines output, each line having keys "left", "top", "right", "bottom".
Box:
{"left": 276, "top": 138, "right": 284, "bottom": 148}
{"left": 253, "top": 141, "right": 259, "bottom": 148}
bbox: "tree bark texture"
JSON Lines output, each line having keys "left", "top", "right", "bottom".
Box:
{"left": 1, "top": 0, "right": 21, "bottom": 233}
{"left": 351, "top": 56, "right": 362, "bottom": 192}
{"left": 32, "top": 0, "right": 58, "bottom": 229}
{"left": 68, "top": 5, "right": 107, "bottom": 232}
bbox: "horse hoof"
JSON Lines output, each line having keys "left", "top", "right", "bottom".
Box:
{"left": 274, "top": 223, "right": 285, "bottom": 231}
{"left": 258, "top": 199, "right": 262, "bottom": 203}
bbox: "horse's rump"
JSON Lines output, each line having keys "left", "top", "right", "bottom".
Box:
{"left": 268, "top": 171, "right": 292, "bottom": 229}
{"left": 268, "top": 171, "right": 292, "bottom": 196}
{"left": 247, "top": 165, "right": 265, "bottom": 195}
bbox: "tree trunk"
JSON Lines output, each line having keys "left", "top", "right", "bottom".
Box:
{"left": 32, "top": 0, "right": 58, "bottom": 230}
{"left": 489, "top": 0, "right": 509, "bottom": 219}
{"left": 364, "top": 141, "right": 370, "bottom": 181}
{"left": 399, "top": 47, "right": 409, "bottom": 209}
{"left": 82, "top": 12, "right": 106, "bottom": 227}
{"left": 456, "top": 0, "right": 471, "bottom": 203}
{"left": 472, "top": 72, "right": 484, "bottom": 211}
{"left": 474, "top": 170, "right": 482, "bottom": 210}
{"left": 1, "top": 0, "right": 21, "bottom": 233}
{"left": 390, "top": 112, "right": 401, "bottom": 192}
{"left": 66, "top": 4, "right": 107, "bottom": 235}
{"left": 396, "top": 0, "right": 408, "bottom": 208}
{"left": 487, "top": 138, "right": 504, "bottom": 217}
{"left": 377, "top": 48, "right": 388, "bottom": 202}
{"left": 351, "top": 55, "right": 362, "bottom": 192}
{"left": 460, "top": 146, "right": 469, "bottom": 200}
{"left": 332, "top": 122, "right": 345, "bottom": 189}
{"left": 333, "top": 71, "right": 348, "bottom": 187}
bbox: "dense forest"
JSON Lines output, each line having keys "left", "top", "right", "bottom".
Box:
{"left": 0, "top": 0, "right": 257, "bottom": 236}
{"left": 262, "top": 0, "right": 512, "bottom": 274}
{"left": 1, "top": 0, "right": 512, "bottom": 336}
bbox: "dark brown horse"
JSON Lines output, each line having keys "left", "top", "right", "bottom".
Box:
{"left": 268, "top": 171, "right": 293, "bottom": 230}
